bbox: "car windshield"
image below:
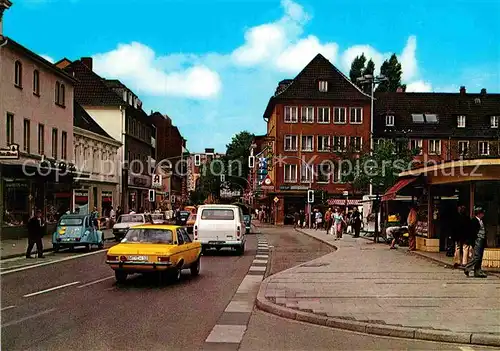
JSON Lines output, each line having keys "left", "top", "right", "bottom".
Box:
{"left": 201, "top": 209, "right": 235, "bottom": 220}
{"left": 119, "top": 215, "right": 143, "bottom": 223}
{"left": 59, "top": 218, "right": 83, "bottom": 226}
{"left": 122, "top": 229, "right": 173, "bottom": 244}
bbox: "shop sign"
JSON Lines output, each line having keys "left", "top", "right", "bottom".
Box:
{"left": 279, "top": 185, "right": 308, "bottom": 191}
{"left": 0, "top": 144, "right": 20, "bottom": 159}
{"left": 131, "top": 177, "right": 148, "bottom": 187}
{"left": 152, "top": 174, "right": 162, "bottom": 188}
{"left": 102, "top": 191, "right": 113, "bottom": 203}
{"left": 5, "top": 181, "right": 28, "bottom": 189}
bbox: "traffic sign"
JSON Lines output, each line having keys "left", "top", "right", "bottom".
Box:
{"left": 263, "top": 175, "right": 273, "bottom": 186}
{"left": 273, "top": 196, "right": 279, "bottom": 203}
{"left": 152, "top": 174, "right": 162, "bottom": 188}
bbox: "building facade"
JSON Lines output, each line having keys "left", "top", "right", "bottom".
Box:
{"left": 73, "top": 102, "right": 121, "bottom": 216}
{"left": 57, "top": 58, "right": 156, "bottom": 212}
{"left": 262, "top": 54, "right": 372, "bottom": 224}
{"left": 0, "top": 35, "right": 76, "bottom": 238}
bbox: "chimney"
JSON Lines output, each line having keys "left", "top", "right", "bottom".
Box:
{"left": 459, "top": 86, "right": 466, "bottom": 95}
{"left": 81, "top": 57, "right": 93, "bottom": 71}
{"left": 481, "top": 88, "right": 487, "bottom": 95}
{"left": 396, "top": 86, "right": 404, "bottom": 93}
{"left": 0, "top": 0, "right": 12, "bottom": 38}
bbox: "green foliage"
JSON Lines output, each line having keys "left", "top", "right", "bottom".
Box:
{"left": 375, "top": 54, "right": 406, "bottom": 92}
{"left": 225, "top": 130, "right": 254, "bottom": 189}
{"left": 349, "top": 54, "right": 366, "bottom": 88}
{"left": 363, "top": 59, "right": 375, "bottom": 77}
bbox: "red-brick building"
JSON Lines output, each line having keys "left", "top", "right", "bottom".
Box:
{"left": 262, "top": 54, "right": 372, "bottom": 224}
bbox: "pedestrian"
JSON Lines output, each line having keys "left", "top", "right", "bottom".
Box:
{"left": 351, "top": 207, "right": 362, "bottom": 238}
{"left": 315, "top": 210, "right": 323, "bottom": 230}
{"left": 333, "top": 208, "right": 343, "bottom": 240}
{"left": 26, "top": 209, "right": 45, "bottom": 259}
{"left": 462, "top": 210, "right": 475, "bottom": 266}
{"left": 324, "top": 207, "right": 332, "bottom": 234}
{"left": 464, "top": 207, "right": 488, "bottom": 278}
{"left": 299, "top": 210, "right": 305, "bottom": 229}
{"left": 293, "top": 210, "right": 300, "bottom": 229}
{"left": 407, "top": 204, "right": 418, "bottom": 251}
{"left": 452, "top": 205, "right": 470, "bottom": 268}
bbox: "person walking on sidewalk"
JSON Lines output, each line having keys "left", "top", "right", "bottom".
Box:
{"left": 464, "top": 207, "right": 488, "bottom": 278}
{"left": 299, "top": 210, "right": 305, "bottom": 229}
{"left": 324, "top": 207, "right": 332, "bottom": 234}
{"left": 26, "top": 209, "right": 45, "bottom": 259}
{"left": 333, "top": 208, "right": 343, "bottom": 240}
{"left": 407, "top": 205, "right": 418, "bottom": 251}
{"left": 351, "top": 207, "right": 362, "bottom": 238}
{"left": 452, "top": 205, "right": 470, "bottom": 268}
{"left": 315, "top": 210, "right": 323, "bottom": 230}
{"left": 293, "top": 210, "right": 300, "bottom": 229}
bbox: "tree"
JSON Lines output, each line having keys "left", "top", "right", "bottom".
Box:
{"left": 349, "top": 54, "right": 366, "bottom": 88}
{"left": 225, "top": 131, "right": 255, "bottom": 190}
{"left": 363, "top": 59, "right": 375, "bottom": 77}
{"left": 375, "top": 54, "right": 406, "bottom": 92}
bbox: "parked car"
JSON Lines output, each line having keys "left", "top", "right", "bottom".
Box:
{"left": 194, "top": 204, "right": 246, "bottom": 255}
{"left": 243, "top": 215, "right": 252, "bottom": 234}
{"left": 113, "top": 213, "right": 153, "bottom": 241}
{"left": 185, "top": 213, "right": 196, "bottom": 233}
{"left": 106, "top": 224, "right": 201, "bottom": 283}
{"left": 52, "top": 214, "right": 104, "bottom": 252}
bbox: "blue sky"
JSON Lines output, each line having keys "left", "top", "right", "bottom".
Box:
{"left": 5, "top": 0, "right": 500, "bottom": 153}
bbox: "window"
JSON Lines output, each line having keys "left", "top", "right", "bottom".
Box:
{"left": 284, "top": 106, "right": 298, "bottom": 123}
{"left": 33, "top": 70, "right": 40, "bottom": 95}
{"left": 55, "top": 82, "right": 65, "bottom": 106}
{"left": 317, "top": 107, "right": 330, "bottom": 123}
{"left": 61, "top": 131, "right": 67, "bottom": 159}
{"left": 316, "top": 162, "right": 331, "bottom": 183}
{"left": 425, "top": 114, "right": 438, "bottom": 123}
{"left": 318, "top": 80, "right": 328, "bottom": 92}
{"left": 132, "top": 120, "right": 137, "bottom": 136}
{"left": 38, "top": 124, "right": 45, "bottom": 155}
{"left": 412, "top": 114, "right": 424, "bottom": 123}
{"left": 333, "top": 136, "right": 346, "bottom": 152}
{"left": 23, "top": 119, "right": 30, "bottom": 152}
{"left": 300, "top": 164, "right": 313, "bottom": 183}
{"left": 334, "top": 107, "right": 347, "bottom": 124}
{"left": 409, "top": 139, "right": 423, "bottom": 155}
{"left": 6, "top": 113, "right": 14, "bottom": 145}
{"left": 458, "top": 141, "right": 469, "bottom": 156}
{"left": 52, "top": 128, "right": 58, "bottom": 158}
{"left": 386, "top": 114, "right": 395, "bottom": 126}
{"left": 284, "top": 164, "right": 297, "bottom": 183}
{"left": 479, "top": 141, "right": 490, "bottom": 156}
{"left": 317, "top": 136, "right": 330, "bottom": 152}
{"left": 350, "top": 107, "right": 363, "bottom": 124}
{"left": 491, "top": 116, "right": 499, "bottom": 129}
{"left": 301, "top": 135, "right": 314, "bottom": 151}
{"left": 284, "top": 135, "right": 298, "bottom": 151}
{"left": 428, "top": 139, "right": 441, "bottom": 155}
{"left": 301, "top": 106, "right": 314, "bottom": 123}
{"left": 14, "top": 60, "right": 22, "bottom": 87}
{"left": 350, "top": 136, "right": 362, "bottom": 152}
{"left": 457, "top": 115, "right": 466, "bottom": 128}
{"left": 55, "top": 81, "right": 60, "bottom": 103}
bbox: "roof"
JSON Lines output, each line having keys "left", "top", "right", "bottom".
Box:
{"left": 130, "top": 224, "right": 182, "bottom": 230}
{"left": 264, "top": 53, "right": 371, "bottom": 118}
{"left": 4, "top": 37, "right": 76, "bottom": 83}
{"left": 73, "top": 102, "right": 115, "bottom": 140}
{"left": 63, "top": 60, "right": 126, "bottom": 106}
{"left": 374, "top": 92, "right": 500, "bottom": 138}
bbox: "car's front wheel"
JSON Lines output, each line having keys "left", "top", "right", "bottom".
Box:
{"left": 190, "top": 257, "right": 200, "bottom": 276}
{"left": 115, "top": 271, "right": 127, "bottom": 283}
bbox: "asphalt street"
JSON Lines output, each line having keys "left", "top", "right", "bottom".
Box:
{"left": 1, "top": 235, "right": 257, "bottom": 351}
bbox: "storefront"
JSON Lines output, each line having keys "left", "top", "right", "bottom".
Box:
{"left": 128, "top": 174, "right": 151, "bottom": 212}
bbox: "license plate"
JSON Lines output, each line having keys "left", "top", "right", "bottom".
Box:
{"left": 208, "top": 241, "right": 225, "bottom": 244}
{"left": 128, "top": 255, "right": 148, "bottom": 261}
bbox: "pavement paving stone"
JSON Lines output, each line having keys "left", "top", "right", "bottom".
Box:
{"left": 261, "top": 228, "right": 500, "bottom": 339}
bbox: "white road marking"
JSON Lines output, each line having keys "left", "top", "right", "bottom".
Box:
{"left": 1, "top": 305, "right": 16, "bottom": 311}
{"left": 23, "top": 281, "right": 80, "bottom": 297}
{"left": 459, "top": 347, "right": 475, "bottom": 351}
{"left": 249, "top": 266, "right": 266, "bottom": 272}
{"left": 2, "top": 308, "right": 56, "bottom": 328}
{"left": 1, "top": 249, "right": 106, "bottom": 275}
{"left": 205, "top": 325, "right": 247, "bottom": 343}
{"left": 77, "top": 276, "right": 114, "bottom": 288}
{"left": 255, "top": 255, "right": 268, "bottom": 259}
{"left": 253, "top": 259, "right": 268, "bottom": 264}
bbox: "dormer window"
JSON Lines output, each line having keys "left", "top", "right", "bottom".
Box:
{"left": 457, "top": 115, "right": 466, "bottom": 128}
{"left": 386, "top": 114, "right": 394, "bottom": 126}
{"left": 491, "top": 116, "right": 499, "bottom": 129}
{"left": 318, "top": 81, "right": 328, "bottom": 92}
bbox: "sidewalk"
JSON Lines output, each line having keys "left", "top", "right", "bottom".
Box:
{"left": 256, "top": 228, "right": 500, "bottom": 347}
{"left": 1, "top": 229, "right": 114, "bottom": 260}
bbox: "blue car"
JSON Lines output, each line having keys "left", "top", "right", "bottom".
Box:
{"left": 52, "top": 214, "right": 104, "bottom": 252}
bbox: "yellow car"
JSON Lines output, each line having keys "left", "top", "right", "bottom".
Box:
{"left": 106, "top": 224, "right": 201, "bottom": 283}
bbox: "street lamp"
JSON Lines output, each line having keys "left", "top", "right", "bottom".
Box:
{"left": 356, "top": 74, "right": 388, "bottom": 196}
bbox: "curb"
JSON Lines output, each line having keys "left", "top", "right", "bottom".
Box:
{"left": 294, "top": 228, "right": 338, "bottom": 250}
{"left": 256, "top": 229, "right": 500, "bottom": 347}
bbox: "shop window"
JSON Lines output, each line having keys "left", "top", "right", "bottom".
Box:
{"left": 3, "top": 180, "right": 30, "bottom": 227}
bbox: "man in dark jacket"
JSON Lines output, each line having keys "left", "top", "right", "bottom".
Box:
{"left": 452, "top": 205, "right": 470, "bottom": 268}
{"left": 351, "top": 207, "right": 362, "bottom": 238}
{"left": 26, "top": 209, "right": 45, "bottom": 259}
{"left": 464, "top": 207, "right": 487, "bottom": 278}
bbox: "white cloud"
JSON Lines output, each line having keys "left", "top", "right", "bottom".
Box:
{"left": 406, "top": 80, "right": 432, "bottom": 92}
{"left": 340, "top": 45, "right": 389, "bottom": 73}
{"left": 41, "top": 54, "right": 54, "bottom": 63}
{"left": 400, "top": 35, "right": 417, "bottom": 81}
{"left": 281, "top": 0, "right": 309, "bottom": 23}
{"left": 276, "top": 35, "right": 338, "bottom": 72}
{"left": 93, "top": 42, "right": 221, "bottom": 99}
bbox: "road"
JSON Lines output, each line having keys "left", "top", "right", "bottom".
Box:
{"left": 1, "top": 236, "right": 257, "bottom": 351}
{"left": 1, "top": 225, "right": 495, "bottom": 350}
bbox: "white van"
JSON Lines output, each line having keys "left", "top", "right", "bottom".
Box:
{"left": 194, "top": 205, "right": 246, "bottom": 255}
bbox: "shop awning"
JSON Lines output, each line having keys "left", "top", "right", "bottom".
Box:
{"left": 382, "top": 178, "right": 417, "bottom": 201}
{"left": 328, "top": 199, "right": 361, "bottom": 206}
